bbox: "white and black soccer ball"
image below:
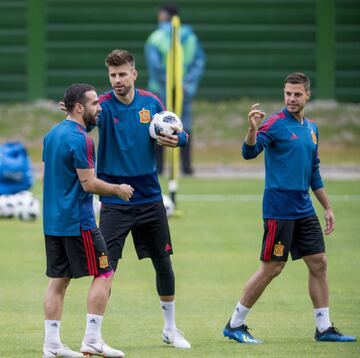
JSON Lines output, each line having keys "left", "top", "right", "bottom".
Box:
{"left": 0, "top": 196, "right": 4, "bottom": 217}
{"left": 16, "top": 193, "right": 40, "bottom": 221}
{"left": 163, "top": 195, "right": 175, "bottom": 217}
{"left": 149, "top": 111, "right": 183, "bottom": 140}
{"left": 0, "top": 191, "right": 40, "bottom": 220}
{"left": 12, "top": 191, "right": 33, "bottom": 216}
{"left": 0, "top": 195, "right": 17, "bottom": 218}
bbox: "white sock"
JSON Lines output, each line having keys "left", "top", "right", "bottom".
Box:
{"left": 84, "top": 314, "right": 103, "bottom": 341}
{"left": 160, "top": 300, "right": 176, "bottom": 330}
{"left": 314, "top": 307, "right": 331, "bottom": 332}
{"left": 230, "top": 302, "right": 250, "bottom": 328}
{"left": 44, "top": 320, "right": 61, "bottom": 346}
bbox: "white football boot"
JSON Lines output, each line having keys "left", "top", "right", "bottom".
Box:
{"left": 42, "top": 342, "right": 83, "bottom": 357}
{"left": 80, "top": 338, "right": 125, "bottom": 357}
{"left": 162, "top": 328, "right": 191, "bottom": 349}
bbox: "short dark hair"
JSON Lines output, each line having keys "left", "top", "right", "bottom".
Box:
{"left": 159, "top": 2, "right": 179, "bottom": 17}
{"left": 63, "top": 83, "right": 95, "bottom": 113}
{"left": 105, "top": 49, "right": 135, "bottom": 68}
{"left": 284, "top": 72, "right": 311, "bottom": 91}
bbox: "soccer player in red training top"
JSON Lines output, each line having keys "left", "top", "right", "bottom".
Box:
{"left": 95, "top": 50, "right": 191, "bottom": 348}
{"left": 223, "top": 73, "right": 356, "bottom": 343}
{"left": 42, "top": 83, "right": 134, "bottom": 357}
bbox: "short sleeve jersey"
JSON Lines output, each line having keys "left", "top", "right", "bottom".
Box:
{"left": 42, "top": 120, "right": 96, "bottom": 236}
{"left": 95, "top": 88, "right": 165, "bottom": 205}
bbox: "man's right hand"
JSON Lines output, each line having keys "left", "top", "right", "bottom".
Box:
{"left": 115, "top": 184, "right": 134, "bottom": 201}
{"left": 248, "top": 103, "right": 265, "bottom": 131}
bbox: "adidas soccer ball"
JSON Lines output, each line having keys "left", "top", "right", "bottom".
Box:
{"left": 12, "top": 191, "right": 33, "bottom": 215}
{"left": 17, "top": 196, "right": 40, "bottom": 221}
{"left": 0, "top": 191, "right": 40, "bottom": 220}
{"left": 149, "top": 111, "right": 183, "bottom": 140}
{"left": 0, "top": 195, "right": 17, "bottom": 218}
{"left": 163, "top": 195, "right": 175, "bottom": 217}
{"left": 14, "top": 191, "right": 40, "bottom": 221}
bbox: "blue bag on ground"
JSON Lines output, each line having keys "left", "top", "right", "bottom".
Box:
{"left": 0, "top": 142, "right": 34, "bottom": 195}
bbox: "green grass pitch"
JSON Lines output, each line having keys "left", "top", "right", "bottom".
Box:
{"left": 0, "top": 178, "right": 359, "bottom": 357}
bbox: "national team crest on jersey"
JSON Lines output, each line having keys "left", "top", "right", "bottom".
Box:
{"left": 311, "top": 130, "right": 317, "bottom": 144}
{"left": 99, "top": 254, "right": 109, "bottom": 269}
{"left": 139, "top": 108, "right": 151, "bottom": 123}
{"left": 273, "top": 242, "right": 284, "bottom": 257}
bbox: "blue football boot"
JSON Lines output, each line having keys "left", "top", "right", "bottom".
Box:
{"left": 315, "top": 324, "right": 356, "bottom": 342}
{"left": 223, "top": 320, "right": 262, "bottom": 343}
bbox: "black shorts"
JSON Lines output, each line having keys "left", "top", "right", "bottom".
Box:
{"left": 45, "top": 227, "right": 112, "bottom": 278}
{"left": 260, "top": 215, "right": 325, "bottom": 262}
{"left": 99, "top": 200, "right": 173, "bottom": 270}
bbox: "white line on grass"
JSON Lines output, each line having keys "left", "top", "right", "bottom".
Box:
{"left": 178, "top": 194, "right": 360, "bottom": 202}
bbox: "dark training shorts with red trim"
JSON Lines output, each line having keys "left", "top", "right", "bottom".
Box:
{"left": 260, "top": 215, "right": 325, "bottom": 262}
{"left": 45, "top": 227, "right": 112, "bottom": 278}
{"left": 99, "top": 200, "right": 173, "bottom": 271}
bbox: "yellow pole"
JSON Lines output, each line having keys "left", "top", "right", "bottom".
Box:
{"left": 166, "top": 15, "right": 183, "bottom": 208}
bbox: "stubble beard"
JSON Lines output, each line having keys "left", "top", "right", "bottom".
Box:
{"left": 287, "top": 103, "right": 302, "bottom": 115}
{"left": 114, "top": 85, "right": 131, "bottom": 98}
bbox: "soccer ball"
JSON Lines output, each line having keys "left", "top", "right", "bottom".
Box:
{"left": 0, "top": 195, "right": 17, "bottom": 218}
{"left": 163, "top": 195, "right": 175, "bottom": 217}
{"left": 12, "top": 191, "right": 31, "bottom": 217}
{"left": 149, "top": 111, "right": 183, "bottom": 140}
{"left": 13, "top": 191, "right": 40, "bottom": 221}
{"left": 17, "top": 196, "right": 40, "bottom": 221}
{"left": 0, "top": 191, "right": 41, "bottom": 221}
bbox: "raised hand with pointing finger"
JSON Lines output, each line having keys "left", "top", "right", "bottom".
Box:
{"left": 245, "top": 103, "right": 265, "bottom": 146}
{"left": 248, "top": 103, "right": 265, "bottom": 131}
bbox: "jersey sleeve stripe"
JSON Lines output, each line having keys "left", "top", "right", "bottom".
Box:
{"left": 137, "top": 88, "right": 166, "bottom": 110}
{"left": 258, "top": 112, "right": 286, "bottom": 133}
{"left": 76, "top": 124, "right": 95, "bottom": 168}
{"left": 85, "top": 136, "right": 95, "bottom": 168}
{"left": 99, "top": 93, "right": 112, "bottom": 104}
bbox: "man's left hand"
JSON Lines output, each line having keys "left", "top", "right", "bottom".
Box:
{"left": 324, "top": 208, "right": 335, "bottom": 235}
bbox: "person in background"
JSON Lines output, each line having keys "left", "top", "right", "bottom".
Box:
{"left": 145, "top": 2, "right": 206, "bottom": 175}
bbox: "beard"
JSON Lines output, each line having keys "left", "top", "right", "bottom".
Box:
{"left": 83, "top": 110, "right": 98, "bottom": 129}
